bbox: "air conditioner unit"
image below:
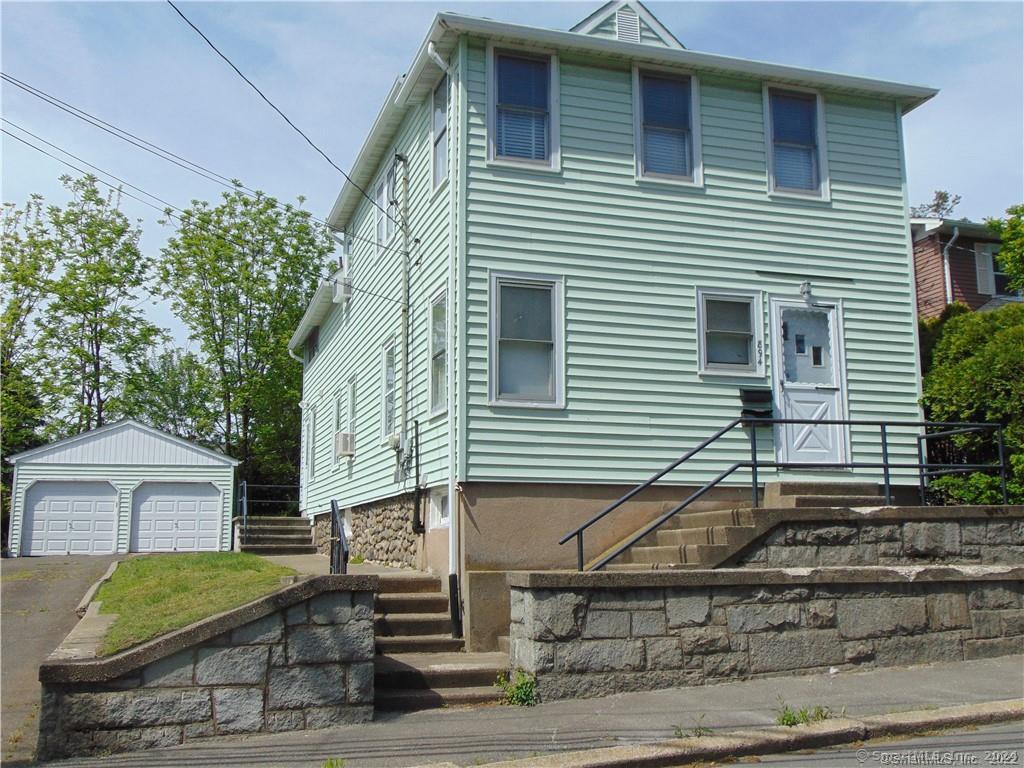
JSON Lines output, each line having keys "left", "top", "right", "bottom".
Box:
{"left": 334, "top": 431, "right": 355, "bottom": 458}
{"left": 333, "top": 273, "right": 353, "bottom": 305}
{"left": 387, "top": 432, "right": 405, "bottom": 453}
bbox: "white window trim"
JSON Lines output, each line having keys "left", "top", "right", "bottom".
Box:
{"left": 430, "top": 74, "right": 450, "bottom": 195}
{"left": 976, "top": 242, "right": 1019, "bottom": 298}
{"left": 485, "top": 42, "right": 561, "bottom": 173}
{"left": 346, "top": 375, "right": 357, "bottom": 462}
{"left": 488, "top": 270, "right": 566, "bottom": 409}
{"left": 763, "top": 83, "right": 830, "bottom": 202}
{"left": 428, "top": 486, "right": 450, "bottom": 530}
{"left": 428, "top": 286, "right": 448, "bottom": 417}
{"left": 696, "top": 288, "right": 766, "bottom": 378}
{"left": 373, "top": 163, "right": 398, "bottom": 256}
{"left": 305, "top": 405, "right": 318, "bottom": 481}
{"left": 632, "top": 64, "right": 703, "bottom": 188}
{"left": 380, "top": 336, "right": 398, "bottom": 444}
{"left": 332, "top": 390, "right": 344, "bottom": 468}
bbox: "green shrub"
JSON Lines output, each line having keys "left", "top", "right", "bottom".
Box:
{"left": 921, "top": 304, "right": 1024, "bottom": 504}
{"left": 495, "top": 669, "right": 538, "bottom": 706}
{"left": 775, "top": 698, "right": 832, "bottom": 727}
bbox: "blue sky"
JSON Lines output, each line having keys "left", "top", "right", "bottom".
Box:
{"left": 2, "top": 1, "right": 1022, "bottom": 342}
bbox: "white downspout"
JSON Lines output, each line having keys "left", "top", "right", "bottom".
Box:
{"left": 942, "top": 226, "right": 959, "bottom": 305}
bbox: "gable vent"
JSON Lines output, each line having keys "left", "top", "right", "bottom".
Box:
{"left": 616, "top": 8, "right": 640, "bottom": 43}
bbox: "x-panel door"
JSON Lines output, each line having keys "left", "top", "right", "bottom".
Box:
{"left": 770, "top": 298, "right": 849, "bottom": 466}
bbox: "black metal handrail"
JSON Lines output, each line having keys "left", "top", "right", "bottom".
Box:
{"left": 329, "top": 499, "right": 349, "bottom": 575}
{"left": 561, "top": 418, "right": 1008, "bottom": 571}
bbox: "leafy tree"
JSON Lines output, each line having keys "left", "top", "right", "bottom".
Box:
{"left": 985, "top": 203, "right": 1024, "bottom": 293}
{"left": 910, "top": 190, "right": 961, "bottom": 218}
{"left": 120, "top": 346, "right": 219, "bottom": 446}
{"left": 37, "top": 175, "right": 163, "bottom": 434}
{"left": 917, "top": 302, "right": 969, "bottom": 375}
{"left": 157, "top": 186, "right": 333, "bottom": 484}
{"left": 1, "top": 195, "right": 56, "bottom": 544}
{"left": 921, "top": 303, "right": 1024, "bottom": 504}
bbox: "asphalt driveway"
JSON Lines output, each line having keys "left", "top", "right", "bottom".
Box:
{"left": 1, "top": 554, "right": 120, "bottom": 766}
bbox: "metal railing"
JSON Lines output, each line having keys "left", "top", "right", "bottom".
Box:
{"left": 238, "top": 480, "right": 301, "bottom": 542}
{"left": 329, "top": 499, "right": 349, "bottom": 575}
{"left": 559, "top": 417, "right": 1009, "bottom": 572}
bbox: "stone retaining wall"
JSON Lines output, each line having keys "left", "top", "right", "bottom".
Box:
{"left": 733, "top": 517, "right": 1024, "bottom": 568}
{"left": 508, "top": 567, "right": 1024, "bottom": 701}
{"left": 38, "top": 576, "right": 377, "bottom": 761}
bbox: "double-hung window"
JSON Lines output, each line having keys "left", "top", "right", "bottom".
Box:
{"left": 332, "top": 391, "right": 344, "bottom": 467}
{"left": 304, "top": 407, "right": 317, "bottom": 480}
{"left": 976, "top": 243, "right": 1019, "bottom": 297}
{"left": 490, "top": 49, "right": 558, "bottom": 167}
{"left": 432, "top": 75, "right": 449, "bottom": 190}
{"left": 429, "top": 290, "right": 447, "bottom": 414}
{"left": 767, "top": 87, "right": 826, "bottom": 196}
{"left": 381, "top": 338, "right": 397, "bottom": 439}
{"left": 636, "top": 70, "right": 699, "bottom": 182}
{"left": 697, "top": 289, "right": 764, "bottom": 377}
{"left": 375, "top": 165, "right": 397, "bottom": 251}
{"left": 490, "top": 273, "right": 564, "bottom": 407}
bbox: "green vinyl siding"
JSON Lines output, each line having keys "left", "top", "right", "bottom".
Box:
{"left": 299, "top": 64, "right": 456, "bottom": 516}
{"left": 462, "top": 42, "right": 920, "bottom": 486}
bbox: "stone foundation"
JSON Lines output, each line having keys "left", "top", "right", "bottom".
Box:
{"left": 349, "top": 492, "right": 418, "bottom": 568}
{"left": 508, "top": 567, "right": 1024, "bottom": 701}
{"left": 733, "top": 516, "right": 1024, "bottom": 568}
{"left": 38, "top": 576, "right": 377, "bottom": 760}
{"left": 313, "top": 512, "right": 332, "bottom": 557}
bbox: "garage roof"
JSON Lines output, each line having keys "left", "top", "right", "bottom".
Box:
{"left": 7, "top": 420, "right": 239, "bottom": 467}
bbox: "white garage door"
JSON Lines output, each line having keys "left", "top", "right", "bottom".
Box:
{"left": 131, "top": 482, "right": 222, "bottom": 553}
{"left": 22, "top": 481, "right": 118, "bottom": 556}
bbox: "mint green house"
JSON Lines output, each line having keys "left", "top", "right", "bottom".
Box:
{"left": 289, "top": 1, "right": 936, "bottom": 647}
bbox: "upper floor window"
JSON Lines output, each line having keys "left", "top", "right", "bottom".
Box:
{"left": 976, "top": 243, "right": 1019, "bottom": 297}
{"left": 489, "top": 48, "right": 559, "bottom": 169}
{"left": 489, "top": 272, "right": 565, "bottom": 408}
{"left": 381, "top": 338, "right": 397, "bottom": 439}
{"left": 696, "top": 289, "right": 765, "bottom": 377}
{"left": 766, "top": 87, "right": 827, "bottom": 197}
{"left": 304, "top": 326, "right": 320, "bottom": 364}
{"left": 375, "top": 165, "right": 397, "bottom": 251}
{"left": 432, "top": 75, "right": 449, "bottom": 190}
{"left": 429, "top": 290, "right": 447, "bottom": 414}
{"left": 304, "top": 406, "right": 317, "bottom": 480}
{"left": 635, "top": 69, "right": 700, "bottom": 183}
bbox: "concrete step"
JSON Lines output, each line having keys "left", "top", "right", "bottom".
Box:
{"left": 375, "top": 652, "right": 507, "bottom": 690}
{"left": 661, "top": 508, "right": 755, "bottom": 529}
{"left": 603, "top": 562, "right": 702, "bottom": 571}
{"left": 787, "top": 495, "right": 888, "bottom": 508}
{"left": 622, "top": 543, "right": 730, "bottom": 566}
{"left": 374, "top": 685, "right": 500, "bottom": 712}
{"left": 655, "top": 525, "right": 754, "bottom": 548}
{"left": 376, "top": 575, "right": 444, "bottom": 594}
{"left": 375, "top": 592, "right": 450, "bottom": 615}
{"left": 767, "top": 481, "right": 881, "bottom": 498}
{"left": 375, "top": 613, "right": 453, "bottom": 637}
{"left": 497, "top": 636, "right": 510, "bottom": 655}
{"left": 376, "top": 635, "right": 465, "bottom": 654}
{"left": 240, "top": 533, "right": 313, "bottom": 546}
{"left": 241, "top": 517, "right": 309, "bottom": 528}
{"left": 239, "top": 544, "right": 318, "bottom": 555}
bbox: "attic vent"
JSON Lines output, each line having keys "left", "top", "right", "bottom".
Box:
{"left": 616, "top": 8, "right": 640, "bottom": 43}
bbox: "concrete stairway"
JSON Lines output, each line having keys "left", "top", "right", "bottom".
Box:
{"left": 604, "top": 482, "right": 887, "bottom": 570}
{"left": 374, "top": 573, "right": 507, "bottom": 711}
{"left": 238, "top": 517, "right": 317, "bottom": 555}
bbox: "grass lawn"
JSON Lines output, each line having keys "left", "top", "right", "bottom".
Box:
{"left": 96, "top": 552, "right": 296, "bottom": 655}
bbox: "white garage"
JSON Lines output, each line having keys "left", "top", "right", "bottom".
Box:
{"left": 7, "top": 420, "right": 238, "bottom": 557}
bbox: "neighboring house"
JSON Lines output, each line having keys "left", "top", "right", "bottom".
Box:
{"left": 289, "top": 1, "right": 937, "bottom": 645}
{"left": 6, "top": 419, "right": 238, "bottom": 557}
{"left": 910, "top": 217, "right": 1019, "bottom": 319}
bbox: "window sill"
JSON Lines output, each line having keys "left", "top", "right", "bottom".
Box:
{"left": 768, "top": 188, "right": 831, "bottom": 204}
{"left": 430, "top": 178, "right": 450, "bottom": 203}
{"left": 488, "top": 398, "right": 566, "bottom": 410}
{"left": 428, "top": 521, "right": 451, "bottom": 531}
{"left": 636, "top": 174, "right": 704, "bottom": 190}
{"left": 697, "top": 369, "right": 767, "bottom": 380}
{"left": 429, "top": 407, "right": 448, "bottom": 420}
{"left": 486, "top": 158, "right": 562, "bottom": 175}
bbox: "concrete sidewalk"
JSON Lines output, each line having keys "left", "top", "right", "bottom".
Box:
{"left": 42, "top": 656, "right": 1024, "bottom": 767}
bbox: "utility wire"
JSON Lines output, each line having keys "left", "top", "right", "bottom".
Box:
{"left": 2, "top": 126, "right": 407, "bottom": 307}
{"left": 1, "top": 72, "right": 412, "bottom": 258}
{"left": 164, "top": 0, "right": 403, "bottom": 230}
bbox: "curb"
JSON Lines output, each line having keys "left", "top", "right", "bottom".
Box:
{"left": 75, "top": 559, "right": 120, "bottom": 618}
{"left": 412, "top": 699, "right": 1023, "bottom": 768}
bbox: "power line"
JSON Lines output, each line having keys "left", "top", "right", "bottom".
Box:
{"left": 0, "top": 72, "right": 412, "bottom": 258}
{"left": 163, "top": 0, "right": 403, "bottom": 230}
{"left": 2, "top": 127, "right": 407, "bottom": 307}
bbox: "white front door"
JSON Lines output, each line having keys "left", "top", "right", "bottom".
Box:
{"left": 21, "top": 481, "right": 118, "bottom": 556}
{"left": 131, "top": 482, "right": 222, "bottom": 552}
{"left": 771, "top": 299, "right": 849, "bottom": 466}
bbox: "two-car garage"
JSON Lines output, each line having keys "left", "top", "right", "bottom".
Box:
{"left": 8, "top": 420, "right": 237, "bottom": 557}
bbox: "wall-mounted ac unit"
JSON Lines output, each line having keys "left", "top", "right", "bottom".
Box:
{"left": 333, "top": 273, "right": 353, "bottom": 305}
{"left": 334, "top": 431, "right": 355, "bottom": 458}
